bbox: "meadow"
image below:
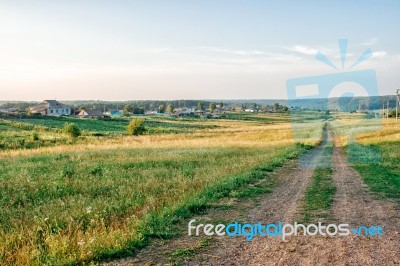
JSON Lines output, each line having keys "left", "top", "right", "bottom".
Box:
{"left": 0, "top": 113, "right": 324, "bottom": 265}
{"left": 329, "top": 114, "right": 400, "bottom": 200}
{"left": 0, "top": 116, "right": 217, "bottom": 150}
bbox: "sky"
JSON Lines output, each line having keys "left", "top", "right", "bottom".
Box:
{"left": 0, "top": 0, "right": 399, "bottom": 101}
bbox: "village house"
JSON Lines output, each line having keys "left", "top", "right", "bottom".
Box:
{"left": 76, "top": 109, "right": 105, "bottom": 118}
{"left": 29, "top": 100, "right": 72, "bottom": 116}
{"left": 104, "top": 110, "right": 122, "bottom": 117}
{"left": 0, "top": 108, "right": 19, "bottom": 116}
{"left": 195, "top": 110, "right": 206, "bottom": 117}
{"left": 172, "top": 108, "right": 195, "bottom": 117}
{"left": 145, "top": 110, "right": 159, "bottom": 115}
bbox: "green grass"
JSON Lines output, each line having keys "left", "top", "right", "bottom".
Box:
{"left": 0, "top": 143, "right": 307, "bottom": 265}
{"left": 222, "top": 112, "right": 290, "bottom": 123}
{"left": 171, "top": 238, "right": 212, "bottom": 258}
{"left": 2, "top": 116, "right": 215, "bottom": 135}
{"left": 0, "top": 120, "right": 67, "bottom": 150}
{"left": 349, "top": 142, "right": 400, "bottom": 199}
{"left": 301, "top": 144, "right": 336, "bottom": 223}
{"left": 0, "top": 117, "right": 218, "bottom": 150}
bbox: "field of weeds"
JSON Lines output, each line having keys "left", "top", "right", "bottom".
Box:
{"left": 0, "top": 113, "right": 324, "bottom": 264}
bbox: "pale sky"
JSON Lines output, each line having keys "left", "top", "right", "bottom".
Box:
{"left": 0, "top": 0, "right": 399, "bottom": 101}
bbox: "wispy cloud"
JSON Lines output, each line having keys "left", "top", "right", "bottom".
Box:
{"left": 359, "top": 38, "right": 379, "bottom": 46}
{"left": 372, "top": 50, "right": 387, "bottom": 58}
{"left": 141, "top": 47, "right": 172, "bottom": 54}
{"left": 198, "top": 46, "right": 269, "bottom": 56}
{"left": 197, "top": 46, "right": 302, "bottom": 63}
{"left": 286, "top": 45, "right": 319, "bottom": 55}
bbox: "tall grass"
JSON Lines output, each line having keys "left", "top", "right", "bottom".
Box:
{"left": 0, "top": 114, "right": 323, "bottom": 264}
{"left": 0, "top": 144, "right": 307, "bottom": 264}
{"left": 329, "top": 114, "right": 400, "bottom": 200}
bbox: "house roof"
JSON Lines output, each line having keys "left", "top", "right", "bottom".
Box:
{"left": 29, "top": 103, "right": 48, "bottom": 112}
{"left": 30, "top": 100, "right": 70, "bottom": 112}
{"left": 79, "top": 109, "right": 104, "bottom": 116}
{"left": 0, "top": 108, "right": 19, "bottom": 113}
{"left": 43, "top": 100, "right": 69, "bottom": 108}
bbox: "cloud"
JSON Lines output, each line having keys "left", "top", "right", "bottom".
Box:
{"left": 372, "top": 51, "right": 387, "bottom": 58}
{"left": 142, "top": 47, "right": 172, "bottom": 54}
{"left": 198, "top": 46, "right": 269, "bottom": 56}
{"left": 196, "top": 46, "right": 302, "bottom": 63}
{"left": 359, "top": 38, "right": 379, "bottom": 46}
{"left": 287, "top": 45, "right": 319, "bottom": 55}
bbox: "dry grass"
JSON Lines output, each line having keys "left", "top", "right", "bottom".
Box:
{"left": 329, "top": 113, "right": 400, "bottom": 146}
{"left": 0, "top": 119, "right": 322, "bottom": 159}
{"left": 0, "top": 115, "right": 324, "bottom": 264}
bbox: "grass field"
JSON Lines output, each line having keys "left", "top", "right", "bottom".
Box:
{"left": 3, "top": 111, "right": 398, "bottom": 264}
{"left": 329, "top": 115, "right": 400, "bottom": 200}
{"left": 0, "top": 116, "right": 218, "bottom": 150}
{"left": 0, "top": 113, "right": 324, "bottom": 265}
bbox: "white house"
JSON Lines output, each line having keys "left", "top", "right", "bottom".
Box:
{"left": 29, "top": 100, "right": 72, "bottom": 116}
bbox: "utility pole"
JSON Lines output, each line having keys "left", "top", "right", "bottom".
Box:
{"left": 382, "top": 101, "right": 385, "bottom": 118}
{"left": 387, "top": 96, "right": 390, "bottom": 119}
{"left": 396, "top": 89, "right": 400, "bottom": 123}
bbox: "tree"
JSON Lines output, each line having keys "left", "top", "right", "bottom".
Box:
{"left": 133, "top": 106, "right": 144, "bottom": 114}
{"left": 219, "top": 101, "right": 224, "bottom": 108}
{"left": 123, "top": 104, "right": 133, "bottom": 116}
{"left": 63, "top": 123, "right": 81, "bottom": 139}
{"left": 198, "top": 101, "right": 204, "bottom": 111}
{"left": 166, "top": 104, "right": 174, "bottom": 113}
{"left": 210, "top": 102, "right": 216, "bottom": 113}
{"left": 126, "top": 118, "right": 146, "bottom": 135}
{"left": 158, "top": 104, "right": 165, "bottom": 113}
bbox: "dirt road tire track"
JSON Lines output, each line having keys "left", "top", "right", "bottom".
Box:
{"left": 199, "top": 138, "right": 400, "bottom": 266}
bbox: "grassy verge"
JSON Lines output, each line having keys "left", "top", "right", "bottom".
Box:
{"left": 348, "top": 142, "right": 400, "bottom": 200}
{"left": 301, "top": 144, "right": 336, "bottom": 223}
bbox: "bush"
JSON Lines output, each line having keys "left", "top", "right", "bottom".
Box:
{"left": 63, "top": 123, "right": 81, "bottom": 139}
{"left": 32, "top": 132, "right": 39, "bottom": 141}
{"left": 126, "top": 118, "right": 146, "bottom": 135}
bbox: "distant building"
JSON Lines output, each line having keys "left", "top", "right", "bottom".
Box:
{"left": 145, "top": 110, "right": 159, "bottom": 115}
{"left": 0, "top": 108, "right": 19, "bottom": 116}
{"left": 207, "top": 113, "right": 220, "bottom": 119}
{"left": 195, "top": 110, "right": 206, "bottom": 116}
{"left": 173, "top": 108, "right": 195, "bottom": 117}
{"left": 104, "top": 110, "right": 122, "bottom": 117}
{"left": 77, "top": 109, "right": 105, "bottom": 118}
{"left": 29, "top": 100, "right": 72, "bottom": 116}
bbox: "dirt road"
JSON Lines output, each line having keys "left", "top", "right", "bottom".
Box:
{"left": 108, "top": 131, "right": 400, "bottom": 265}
